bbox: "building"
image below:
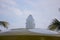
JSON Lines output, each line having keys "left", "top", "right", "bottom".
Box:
{"left": 26, "top": 15, "right": 35, "bottom": 29}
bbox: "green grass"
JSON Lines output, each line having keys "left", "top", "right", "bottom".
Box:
{"left": 0, "top": 35, "right": 60, "bottom": 40}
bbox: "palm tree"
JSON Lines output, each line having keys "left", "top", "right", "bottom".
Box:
{"left": 0, "top": 21, "right": 9, "bottom": 29}
{"left": 48, "top": 18, "right": 60, "bottom": 31}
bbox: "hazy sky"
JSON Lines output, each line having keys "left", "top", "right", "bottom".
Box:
{"left": 0, "top": 0, "right": 60, "bottom": 29}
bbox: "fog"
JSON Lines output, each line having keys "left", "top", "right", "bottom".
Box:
{"left": 0, "top": 0, "right": 60, "bottom": 29}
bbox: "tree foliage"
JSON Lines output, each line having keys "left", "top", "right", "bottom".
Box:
{"left": 0, "top": 21, "right": 9, "bottom": 28}
{"left": 48, "top": 18, "right": 60, "bottom": 31}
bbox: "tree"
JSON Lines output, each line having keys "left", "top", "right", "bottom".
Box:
{"left": 0, "top": 21, "right": 9, "bottom": 29}
{"left": 48, "top": 18, "right": 60, "bottom": 31}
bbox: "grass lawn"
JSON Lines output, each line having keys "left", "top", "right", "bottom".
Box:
{"left": 0, "top": 35, "right": 60, "bottom": 40}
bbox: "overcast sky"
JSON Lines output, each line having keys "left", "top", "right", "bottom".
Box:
{"left": 0, "top": 0, "right": 60, "bottom": 29}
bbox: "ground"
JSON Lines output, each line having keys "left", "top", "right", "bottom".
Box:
{"left": 0, "top": 28, "right": 60, "bottom": 40}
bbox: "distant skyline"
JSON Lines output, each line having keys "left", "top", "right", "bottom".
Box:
{"left": 0, "top": 0, "right": 60, "bottom": 29}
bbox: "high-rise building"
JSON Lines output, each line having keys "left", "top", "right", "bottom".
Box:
{"left": 26, "top": 15, "right": 35, "bottom": 29}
